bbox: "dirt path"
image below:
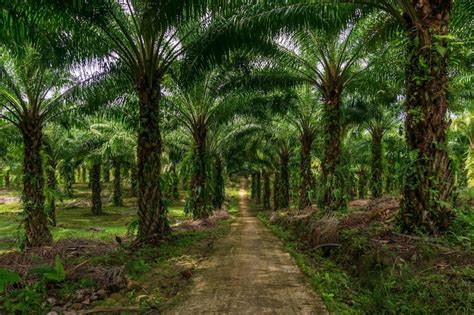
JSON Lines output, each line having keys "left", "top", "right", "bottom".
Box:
{"left": 165, "top": 181, "right": 327, "bottom": 314}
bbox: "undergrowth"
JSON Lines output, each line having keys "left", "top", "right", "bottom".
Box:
{"left": 256, "top": 204, "right": 474, "bottom": 314}
{"left": 0, "top": 185, "right": 239, "bottom": 314}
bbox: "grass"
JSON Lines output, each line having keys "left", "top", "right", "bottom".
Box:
{"left": 253, "top": 202, "right": 474, "bottom": 314}
{"left": 0, "top": 184, "right": 195, "bottom": 252}
{"left": 0, "top": 182, "right": 240, "bottom": 314}
{"left": 255, "top": 210, "right": 357, "bottom": 314}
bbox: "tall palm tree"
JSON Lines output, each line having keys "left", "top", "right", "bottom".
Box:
{"left": 331, "top": 0, "right": 473, "bottom": 232}
{"left": 287, "top": 86, "right": 321, "bottom": 210}
{"left": 0, "top": 46, "right": 80, "bottom": 247}
{"left": 270, "top": 118, "right": 297, "bottom": 210}
{"left": 46, "top": 0, "right": 246, "bottom": 242}
{"left": 267, "top": 26, "right": 377, "bottom": 211}
{"left": 207, "top": 117, "right": 261, "bottom": 210}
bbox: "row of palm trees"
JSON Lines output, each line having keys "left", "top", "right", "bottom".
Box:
{"left": 0, "top": 0, "right": 472, "bottom": 247}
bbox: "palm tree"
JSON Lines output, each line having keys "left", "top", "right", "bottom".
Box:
{"left": 267, "top": 26, "right": 377, "bottom": 211}
{"left": 45, "top": 0, "right": 248, "bottom": 242}
{"left": 329, "top": 0, "right": 472, "bottom": 232}
{"left": 207, "top": 117, "right": 262, "bottom": 210}
{"left": 270, "top": 118, "right": 297, "bottom": 210}
{"left": 97, "top": 119, "right": 136, "bottom": 207}
{"left": 287, "top": 86, "right": 321, "bottom": 210}
{"left": 0, "top": 46, "right": 80, "bottom": 247}
{"left": 167, "top": 66, "right": 263, "bottom": 217}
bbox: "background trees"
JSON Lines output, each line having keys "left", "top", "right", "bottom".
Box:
{"left": 0, "top": 0, "right": 471, "bottom": 249}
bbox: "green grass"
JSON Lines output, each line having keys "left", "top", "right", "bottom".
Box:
{"left": 0, "top": 183, "right": 240, "bottom": 314}
{"left": 253, "top": 202, "right": 474, "bottom": 314}
{"left": 255, "top": 210, "right": 357, "bottom": 314}
{"left": 0, "top": 184, "right": 194, "bottom": 252}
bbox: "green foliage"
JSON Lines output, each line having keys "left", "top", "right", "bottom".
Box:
{"left": 0, "top": 283, "right": 47, "bottom": 315}
{"left": 126, "top": 259, "right": 151, "bottom": 280}
{"left": 259, "top": 202, "right": 474, "bottom": 314}
{"left": 31, "top": 256, "right": 65, "bottom": 283}
{"left": 0, "top": 268, "right": 20, "bottom": 292}
{"left": 356, "top": 266, "right": 474, "bottom": 314}
{"left": 446, "top": 206, "right": 474, "bottom": 248}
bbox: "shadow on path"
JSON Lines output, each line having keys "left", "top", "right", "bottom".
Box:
{"left": 164, "top": 179, "right": 327, "bottom": 314}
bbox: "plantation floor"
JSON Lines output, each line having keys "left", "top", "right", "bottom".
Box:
{"left": 165, "top": 182, "right": 327, "bottom": 314}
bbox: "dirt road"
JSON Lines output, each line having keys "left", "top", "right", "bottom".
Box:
{"left": 165, "top": 182, "right": 327, "bottom": 314}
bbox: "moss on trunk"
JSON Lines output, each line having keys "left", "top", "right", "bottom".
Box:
{"left": 321, "top": 91, "right": 346, "bottom": 211}
{"left": 188, "top": 120, "right": 209, "bottom": 219}
{"left": 400, "top": 0, "right": 455, "bottom": 233}
{"left": 20, "top": 121, "right": 52, "bottom": 247}
{"left": 136, "top": 82, "right": 169, "bottom": 242}
{"left": 91, "top": 162, "right": 102, "bottom": 215}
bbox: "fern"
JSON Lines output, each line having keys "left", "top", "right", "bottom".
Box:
{"left": 31, "top": 256, "right": 65, "bottom": 282}
{"left": 0, "top": 268, "right": 20, "bottom": 292}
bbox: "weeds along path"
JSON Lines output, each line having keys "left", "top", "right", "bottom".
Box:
{"left": 164, "top": 181, "right": 327, "bottom": 314}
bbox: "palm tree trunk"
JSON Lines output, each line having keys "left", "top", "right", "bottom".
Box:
{"left": 250, "top": 173, "right": 256, "bottom": 200}
{"left": 20, "top": 121, "right": 52, "bottom": 247}
{"left": 272, "top": 172, "right": 279, "bottom": 211}
{"left": 255, "top": 171, "right": 261, "bottom": 204}
{"left": 371, "top": 128, "right": 383, "bottom": 198}
{"left": 136, "top": 83, "right": 169, "bottom": 241}
{"left": 113, "top": 160, "right": 122, "bottom": 207}
{"left": 103, "top": 165, "right": 110, "bottom": 183}
{"left": 4, "top": 170, "right": 10, "bottom": 187}
{"left": 189, "top": 122, "right": 209, "bottom": 219}
{"left": 299, "top": 131, "right": 314, "bottom": 210}
{"left": 401, "top": 0, "right": 454, "bottom": 233}
{"left": 46, "top": 156, "right": 57, "bottom": 226}
{"left": 358, "top": 167, "right": 368, "bottom": 199}
{"left": 170, "top": 164, "right": 179, "bottom": 200}
{"left": 91, "top": 162, "right": 102, "bottom": 215}
{"left": 263, "top": 172, "right": 271, "bottom": 210}
{"left": 63, "top": 163, "right": 74, "bottom": 197}
{"left": 81, "top": 165, "right": 87, "bottom": 183}
{"left": 212, "top": 157, "right": 225, "bottom": 210}
{"left": 277, "top": 150, "right": 290, "bottom": 209}
{"left": 321, "top": 91, "right": 345, "bottom": 211}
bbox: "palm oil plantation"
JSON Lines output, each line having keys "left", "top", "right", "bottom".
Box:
{"left": 0, "top": 0, "right": 473, "bottom": 314}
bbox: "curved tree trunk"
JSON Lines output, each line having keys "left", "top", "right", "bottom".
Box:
{"left": 46, "top": 155, "right": 57, "bottom": 226}
{"left": 263, "top": 172, "right": 271, "bottom": 210}
{"left": 371, "top": 128, "right": 383, "bottom": 198}
{"left": 212, "top": 157, "right": 225, "bottom": 210}
{"left": 189, "top": 122, "right": 209, "bottom": 219}
{"left": 321, "top": 90, "right": 346, "bottom": 211}
{"left": 91, "top": 162, "right": 102, "bottom": 215}
{"left": 136, "top": 82, "right": 169, "bottom": 242}
{"left": 20, "top": 121, "right": 52, "bottom": 247}
{"left": 401, "top": 1, "right": 455, "bottom": 233}
{"left": 113, "top": 160, "right": 122, "bottom": 207}
{"left": 299, "top": 131, "right": 314, "bottom": 210}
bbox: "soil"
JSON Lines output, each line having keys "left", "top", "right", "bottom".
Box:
{"left": 164, "top": 181, "right": 327, "bottom": 314}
